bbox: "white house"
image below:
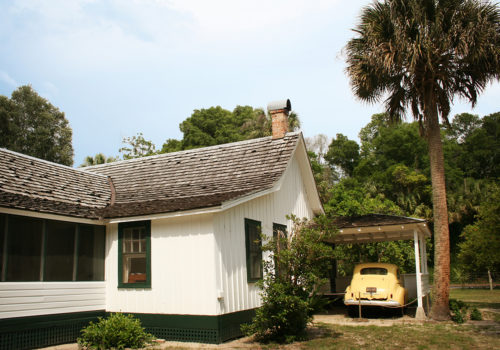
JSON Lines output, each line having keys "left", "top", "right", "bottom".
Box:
{"left": 0, "top": 100, "right": 323, "bottom": 348}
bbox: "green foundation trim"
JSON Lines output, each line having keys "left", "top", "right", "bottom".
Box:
{"left": 0, "top": 310, "right": 106, "bottom": 350}
{"left": 0, "top": 308, "right": 256, "bottom": 349}
{"left": 128, "top": 308, "right": 256, "bottom": 344}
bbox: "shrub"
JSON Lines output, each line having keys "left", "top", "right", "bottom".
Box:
{"left": 241, "top": 215, "right": 337, "bottom": 343}
{"left": 470, "top": 307, "right": 483, "bottom": 321}
{"left": 449, "top": 299, "right": 468, "bottom": 323}
{"left": 78, "top": 313, "right": 154, "bottom": 349}
{"left": 241, "top": 281, "right": 311, "bottom": 343}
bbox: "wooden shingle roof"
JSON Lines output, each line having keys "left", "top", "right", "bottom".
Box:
{"left": 331, "top": 214, "right": 426, "bottom": 229}
{"left": 0, "top": 133, "right": 301, "bottom": 219}
{"left": 85, "top": 133, "right": 300, "bottom": 218}
{"left": 0, "top": 149, "right": 111, "bottom": 219}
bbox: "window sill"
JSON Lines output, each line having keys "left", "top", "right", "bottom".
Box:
{"left": 117, "top": 283, "right": 151, "bottom": 289}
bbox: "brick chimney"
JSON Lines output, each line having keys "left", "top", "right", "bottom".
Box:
{"left": 267, "top": 99, "right": 291, "bottom": 139}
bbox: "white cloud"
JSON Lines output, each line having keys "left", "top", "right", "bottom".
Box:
{"left": 162, "top": 0, "right": 341, "bottom": 41}
{"left": 0, "top": 71, "right": 18, "bottom": 87}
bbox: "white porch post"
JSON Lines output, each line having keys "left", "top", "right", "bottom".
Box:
{"left": 414, "top": 229, "right": 426, "bottom": 319}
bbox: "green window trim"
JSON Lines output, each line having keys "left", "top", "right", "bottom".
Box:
{"left": 118, "top": 220, "right": 151, "bottom": 289}
{"left": 244, "top": 218, "right": 262, "bottom": 283}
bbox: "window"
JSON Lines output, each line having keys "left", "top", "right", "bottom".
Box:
{"left": 360, "top": 267, "right": 388, "bottom": 275}
{"left": 245, "top": 218, "right": 262, "bottom": 283}
{"left": 272, "top": 223, "right": 287, "bottom": 247}
{"left": 118, "top": 221, "right": 151, "bottom": 288}
{"left": 272, "top": 223, "right": 287, "bottom": 276}
{"left": 0, "top": 214, "right": 105, "bottom": 282}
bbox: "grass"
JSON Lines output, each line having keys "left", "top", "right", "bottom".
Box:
{"left": 162, "top": 289, "right": 500, "bottom": 349}
{"left": 299, "top": 323, "right": 499, "bottom": 350}
{"left": 450, "top": 288, "right": 500, "bottom": 310}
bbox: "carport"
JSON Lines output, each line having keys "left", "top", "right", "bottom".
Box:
{"left": 326, "top": 214, "right": 431, "bottom": 319}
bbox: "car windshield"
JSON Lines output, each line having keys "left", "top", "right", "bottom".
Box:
{"left": 360, "top": 267, "right": 388, "bottom": 275}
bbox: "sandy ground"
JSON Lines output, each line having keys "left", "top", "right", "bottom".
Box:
{"left": 39, "top": 307, "right": 427, "bottom": 350}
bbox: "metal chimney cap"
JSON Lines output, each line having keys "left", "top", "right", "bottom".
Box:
{"left": 267, "top": 99, "right": 291, "bottom": 113}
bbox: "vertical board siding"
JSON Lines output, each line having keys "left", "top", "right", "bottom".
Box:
{"left": 214, "top": 155, "right": 314, "bottom": 314}
{"left": 105, "top": 214, "right": 218, "bottom": 316}
{"left": 0, "top": 282, "right": 105, "bottom": 319}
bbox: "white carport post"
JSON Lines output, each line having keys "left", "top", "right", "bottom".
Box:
{"left": 414, "top": 229, "right": 426, "bottom": 319}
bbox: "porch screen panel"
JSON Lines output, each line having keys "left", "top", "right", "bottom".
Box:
{"left": 6, "top": 215, "right": 43, "bottom": 281}
{"left": 77, "top": 225, "right": 105, "bottom": 281}
{"left": 44, "top": 221, "right": 76, "bottom": 281}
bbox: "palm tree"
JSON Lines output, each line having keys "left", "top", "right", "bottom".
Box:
{"left": 345, "top": 0, "right": 500, "bottom": 320}
{"left": 79, "top": 153, "right": 118, "bottom": 167}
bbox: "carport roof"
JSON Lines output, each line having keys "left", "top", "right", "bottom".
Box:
{"left": 330, "top": 214, "right": 431, "bottom": 244}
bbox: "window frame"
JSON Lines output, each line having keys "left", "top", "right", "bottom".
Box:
{"left": 118, "top": 220, "right": 151, "bottom": 289}
{"left": 272, "top": 223, "right": 288, "bottom": 277}
{"left": 244, "top": 218, "right": 262, "bottom": 283}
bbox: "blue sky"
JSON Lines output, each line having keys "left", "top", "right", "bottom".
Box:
{"left": 1, "top": 0, "right": 499, "bottom": 166}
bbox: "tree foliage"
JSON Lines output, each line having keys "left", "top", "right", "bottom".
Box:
{"left": 457, "top": 183, "right": 500, "bottom": 280}
{"left": 307, "top": 108, "right": 497, "bottom": 282}
{"left": 324, "top": 134, "right": 360, "bottom": 178}
{"left": 345, "top": 0, "right": 500, "bottom": 320}
{"left": 119, "top": 133, "right": 157, "bottom": 160}
{"left": 0, "top": 85, "right": 74, "bottom": 166}
{"left": 80, "top": 153, "right": 119, "bottom": 167}
{"left": 160, "top": 105, "right": 301, "bottom": 153}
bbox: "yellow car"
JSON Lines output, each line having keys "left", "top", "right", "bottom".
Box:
{"left": 344, "top": 263, "right": 407, "bottom": 313}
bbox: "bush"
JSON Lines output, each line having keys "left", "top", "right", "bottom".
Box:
{"left": 241, "top": 281, "right": 311, "bottom": 343}
{"left": 470, "top": 307, "right": 483, "bottom": 321}
{"left": 78, "top": 313, "right": 154, "bottom": 349}
{"left": 241, "top": 215, "right": 337, "bottom": 343}
{"left": 449, "top": 299, "right": 468, "bottom": 323}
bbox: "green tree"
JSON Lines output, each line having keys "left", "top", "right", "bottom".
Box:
{"left": 0, "top": 85, "right": 74, "bottom": 166}
{"left": 179, "top": 106, "right": 241, "bottom": 149}
{"left": 161, "top": 105, "right": 301, "bottom": 153}
{"left": 80, "top": 153, "right": 119, "bottom": 167}
{"left": 307, "top": 150, "right": 337, "bottom": 204}
{"left": 447, "top": 113, "right": 482, "bottom": 143}
{"left": 324, "top": 134, "right": 360, "bottom": 178}
{"left": 457, "top": 184, "right": 500, "bottom": 290}
{"left": 457, "top": 112, "right": 499, "bottom": 179}
{"left": 119, "top": 133, "right": 156, "bottom": 160}
{"left": 345, "top": 0, "right": 500, "bottom": 320}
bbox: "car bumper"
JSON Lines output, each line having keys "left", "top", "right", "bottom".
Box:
{"left": 344, "top": 299, "right": 402, "bottom": 307}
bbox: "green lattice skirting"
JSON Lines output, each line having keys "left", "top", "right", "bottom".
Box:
{"left": 0, "top": 311, "right": 106, "bottom": 350}
{"left": 0, "top": 309, "right": 256, "bottom": 349}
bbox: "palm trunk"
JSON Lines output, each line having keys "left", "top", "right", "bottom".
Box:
{"left": 426, "top": 108, "right": 451, "bottom": 320}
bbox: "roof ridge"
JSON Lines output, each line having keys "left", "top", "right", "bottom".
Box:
{"left": 0, "top": 147, "right": 110, "bottom": 179}
{"left": 83, "top": 132, "right": 301, "bottom": 170}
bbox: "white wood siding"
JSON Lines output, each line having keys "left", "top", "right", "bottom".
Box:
{"left": 105, "top": 214, "right": 218, "bottom": 315}
{"left": 0, "top": 282, "right": 105, "bottom": 319}
{"left": 214, "top": 155, "right": 314, "bottom": 314}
